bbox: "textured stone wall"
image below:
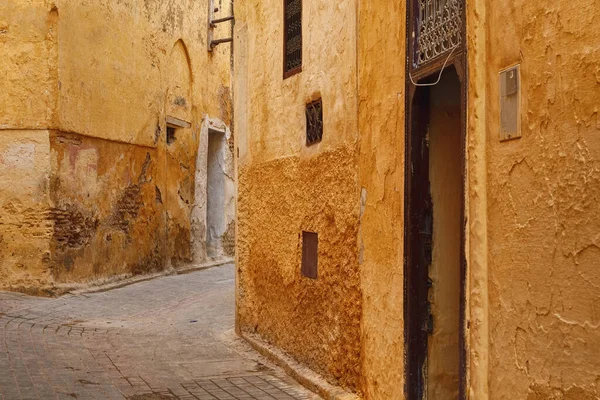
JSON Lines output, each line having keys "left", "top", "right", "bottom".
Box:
{"left": 237, "top": 147, "right": 362, "bottom": 390}
{"left": 0, "top": 1, "right": 57, "bottom": 293}
{"left": 484, "top": 2, "right": 600, "bottom": 399}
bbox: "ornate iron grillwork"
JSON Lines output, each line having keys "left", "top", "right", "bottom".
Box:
{"left": 305, "top": 99, "right": 323, "bottom": 146}
{"left": 284, "top": 0, "right": 302, "bottom": 77}
{"left": 415, "top": 0, "right": 463, "bottom": 67}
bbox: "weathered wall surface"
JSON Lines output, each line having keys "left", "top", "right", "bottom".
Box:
{"left": 49, "top": 132, "right": 164, "bottom": 284}
{"left": 485, "top": 1, "right": 600, "bottom": 399}
{"left": 235, "top": 0, "right": 358, "bottom": 164}
{"left": 237, "top": 148, "right": 362, "bottom": 390}
{"left": 0, "top": 1, "right": 57, "bottom": 292}
{"left": 0, "top": 131, "right": 52, "bottom": 294}
{"left": 1, "top": 0, "right": 233, "bottom": 292}
{"left": 356, "top": 0, "right": 406, "bottom": 398}
{"left": 54, "top": 0, "right": 231, "bottom": 145}
{"left": 235, "top": 0, "right": 362, "bottom": 391}
{"left": 0, "top": 0, "right": 58, "bottom": 129}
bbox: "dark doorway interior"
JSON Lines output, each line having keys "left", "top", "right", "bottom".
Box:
{"left": 404, "top": 66, "right": 465, "bottom": 400}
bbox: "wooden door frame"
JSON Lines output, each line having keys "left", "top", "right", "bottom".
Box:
{"left": 403, "top": 48, "right": 468, "bottom": 400}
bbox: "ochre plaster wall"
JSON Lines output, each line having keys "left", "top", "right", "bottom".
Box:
{"left": 0, "top": 0, "right": 58, "bottom": 129}
{"left": 235, "top": 0, "right": 600, "bottom": 398}
{"left": 0, "top": 131, "right": 52, "bottom": 294}
{"left": 1, "top": 0, "right": 233, "bottom": 292}
{"left": 235, "top": 0, "right": 358, "bottom": 165}
{"left": 235, "top": 0, "right": 362, "bottom": 391}
{"left": 0, "top": 1, "right": 57, "bottom": 293}
{"left": 356, "top": 0, "right": 406, "bottom": 398}
{"left": 485, "top": 1, "right": 600, "bottom": 399}
{"left": 55, "top": 0, "right": 231, "bottom": 146}
{"left": 237, "top": 147, "right": 362, "bottom": 390}
{"left": 49, "top": 132, "right": 164, "bottom": 284}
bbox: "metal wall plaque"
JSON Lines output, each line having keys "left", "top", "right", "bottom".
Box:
{"left": 500, "top": 65, "right": 521, "bottom": 141}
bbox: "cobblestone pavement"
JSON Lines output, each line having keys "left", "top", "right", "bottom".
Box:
{"left": 0, "top": 265, "right": 320, "bottom": 400}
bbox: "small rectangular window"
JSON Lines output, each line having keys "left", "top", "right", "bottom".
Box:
{"left": 166, "top": 126, "right": 177, "bottom": 145}
{"left": 301, "top": 231, "right": 318, "bottom": 279}
{"left": 284, "top": 0, "right": 302, "bottom": 78}
{"left": 305, "top": 99, "right": 323, "bottom": 146}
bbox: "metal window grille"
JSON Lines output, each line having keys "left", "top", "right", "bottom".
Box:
{"left": 305, "top": 99, "right": 323, "bottom": 146}
{"left": 284, "top": 0, "right": 302, "bottom": 77}
{"left": 414, "top": 0, "right": 463, "bottom": 67}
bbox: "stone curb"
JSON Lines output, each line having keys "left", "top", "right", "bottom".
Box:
{"left": 59, "top": 258, "right": 234, "bottom": 296}
{"left": 239, "top": 331, "right": 360, "bottom": 400}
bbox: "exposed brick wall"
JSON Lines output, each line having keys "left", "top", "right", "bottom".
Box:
{"left": 107, "top": 185, "right": 143, "bottom": 235}
{"left": 50, "top": 205, "right": 98, "bottom": 251}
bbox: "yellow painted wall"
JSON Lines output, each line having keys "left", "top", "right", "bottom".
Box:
{"left": 356, "top": 0, "right": 407, "bottom": 398}
{"left": 0, "top": 130, "right": 52, "bottom": 295}
{"left": 0, "top": 0, "right": 58, "bottom": 129}
{"left": 238, "top": 0, "right": 600, "bottom": 398}
{"left": 0, "top": 0, "right": 57, "bottom": 292}
{"left": 235, "top": 0, "right": 363, "bottom": 391}
{"left": 55, "top": 0, "right": 231, "bottom": 146}
{"left": 484, "top": 1, "right": 600, "bottom": 399}
{"left": 235, "top": 0, "right": 358, "bottom": 165}
{"left": 1, "top": 0, "right": 233, "bottom": 292}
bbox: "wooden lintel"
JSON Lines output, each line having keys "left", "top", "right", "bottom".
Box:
{"left": 166, "top": 116, "right": 191, "bottom": 129}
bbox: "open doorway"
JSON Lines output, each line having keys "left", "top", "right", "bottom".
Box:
{"left": 206, "top": 128, "right": 227, "bottom": 258}
{"left": 404, "top": 66, "right": 466, "bottom": 400}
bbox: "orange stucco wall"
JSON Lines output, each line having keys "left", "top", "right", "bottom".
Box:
{"left": 357, "top": 0, "right": 407, "bottom": 398}
{"left": 234, "top": 0, "right": 363, "bottom": 391}
{"left": 237, "top": 0, "right": 600, "bottom": 398}
{"left": 484, "top": 1, "right": 600, "bottom": 398}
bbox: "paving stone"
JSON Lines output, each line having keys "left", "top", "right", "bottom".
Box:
{"left": 0, "top": 265, "right": 319, "bottom": 400}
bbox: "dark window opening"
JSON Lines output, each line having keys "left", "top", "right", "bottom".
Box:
{"left": 305, "top": 99, "right": 323, "bottom": 146}
{"left": 167, "top": 126, "right": 177, "bottom": 145}
{"left": 284, "top": 0, "right": 302, "bottom": 78}
{"left": 301, "top": 231, "right": 318, "bottom": 279}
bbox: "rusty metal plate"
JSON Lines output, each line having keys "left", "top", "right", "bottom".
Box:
{"left": 301, "top": 231, "right": 318, "bottom": 279}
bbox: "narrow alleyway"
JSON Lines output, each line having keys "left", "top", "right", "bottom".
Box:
{"left": 0, "top": 265, "right": 319, "bottom": 400}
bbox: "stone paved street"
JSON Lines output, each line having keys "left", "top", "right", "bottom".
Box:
{"left": 0, "top": 265, "right": 320, "bottom": 400}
